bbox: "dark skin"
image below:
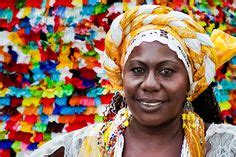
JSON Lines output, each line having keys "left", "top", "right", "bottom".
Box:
{"left": 122, "top": 41, "right": 189, "bottom": 157}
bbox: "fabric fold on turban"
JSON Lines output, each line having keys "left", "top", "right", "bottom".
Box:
{"left": 104, "top": 4, "right": 236, "bottom": 101}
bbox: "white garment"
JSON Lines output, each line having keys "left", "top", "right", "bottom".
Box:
{"left": 30, "top": 123, "right": 236, "bottom": 157}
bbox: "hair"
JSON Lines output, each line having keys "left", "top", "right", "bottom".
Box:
{"left": 192, "top": 82, "right": 222, "bottom": 124}
{"left": 104, "top": 82, "right": 222, "bottom": 123}
{"left": 104, "top": 92, "right": 127, "bottom": 122}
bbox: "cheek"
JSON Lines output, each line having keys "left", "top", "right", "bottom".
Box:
{"left": 123, "top": 76, "right": 143, "bottom": 104}
{"left": 161, "top": 80, "right": 187, "bottom": 116}
{"left": 123, "top": 74, "right": 141, "bottom": 90}
{"left": 164, "top": 77, "right": 188, "bottom": 101}
{"left": 123, "top": 81, "right": 138, "bottom": 98}
{"left": 166, "top": 65, "right": 189, "bottom": 94}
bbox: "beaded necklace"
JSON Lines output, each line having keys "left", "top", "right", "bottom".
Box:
{"left": 97, "top": 107, "right": 192, "bottom": 157}
{"left": 97, "top": 107, "right": 206, "bottom": 157}
{"left": 98, "top": 107, "right": 131, "bottom": 156}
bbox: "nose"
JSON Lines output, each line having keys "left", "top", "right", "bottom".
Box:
{"left": 140, "top": 71, "right": 161, "bottom": 92}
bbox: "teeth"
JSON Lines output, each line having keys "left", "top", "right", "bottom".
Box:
{"left": 140, "top": 101, "right": 162, "bottom": 107}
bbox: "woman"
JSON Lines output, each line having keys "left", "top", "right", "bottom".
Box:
{"left": 31, "top": 5, "right": 236, "bottom": 157}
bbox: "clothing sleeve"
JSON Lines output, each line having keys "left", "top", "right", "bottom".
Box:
{"left": 30, "top": 124, "right": 102, "bottom": 157}
{"left": 205, "top": 123, "right": 236, "bottom": 157}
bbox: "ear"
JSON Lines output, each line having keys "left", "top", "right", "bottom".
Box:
{"left": 187, "top": 84, "right": 190, "bottom": 94}
{"left": 186, "top": 76, "right": 191, "bottom": 94}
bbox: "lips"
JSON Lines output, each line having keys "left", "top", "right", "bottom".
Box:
{"left": 139, "top": 101, "right": 162, "bottom": 107}
{"left": 137, "top": 98, "right": 166, "bottom": 111}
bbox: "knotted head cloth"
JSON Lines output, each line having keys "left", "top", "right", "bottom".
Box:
{"left": 104, "top": 4, "right": 236, "bottom": 101}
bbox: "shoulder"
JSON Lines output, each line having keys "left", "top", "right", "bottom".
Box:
{"left": 30, "top": 123, "right": 104, "bottom": 157}
{"left": 205, "top": 123, "right": 236, "bottom": 156}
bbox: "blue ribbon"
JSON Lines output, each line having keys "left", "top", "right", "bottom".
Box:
{"left": 82, "top": 78, "right": 95, "bottom": 88}
{"left": 40, "top": 114, "right": 49, "bottom": 124}
{"left": 0, "top": 115, "right": 10, "bottom": 121}
{"left": 19, "top": 17, "right": 31, "bottom": 35}
{"left": 88, "top": 0, "right": 98, "bottom": 5}
{"left": 60, "top": 106, "right": 74, "bottom": 115}
{"left": 56, "top": 7, "right": 66, "bottom": 18}
{"left": 39, "top": 61, "right": 57, "bottom": 72}
{"left": 94, "top": 97, "right": 101, "bottom": 106}
{"left": 86, "top": 87, "right": 104, "bottom": 97}
{"left": 0, "top": 97, "right": 11, "bottom": 106}
{"left": 74, "top": 106, "right": 87, "bottom": 114}
{"left": 32, "top": 68, "right": 46, "bottom": 81}
{"left": 27, "top": 142, "right": 39, "bottom": 151}
{"left": 49, "top": 70, "right": 60, "bottom": 82}
{"left": 81, "top": 5, "right": 94, "bottom": 16}
{"left": 53, "top": 105, "right": 63, "bottom": 115}
{"left": 55, "top": 97, "right": 67, "bottom": 106}
{"left": 8, "top": 87, "right": 31, "bottom": 98}
{"left": 0, "top": 9, "right": 13, "bottom": 22}
{"left": 0, "top": 140, "right": 13, "bottom": 149}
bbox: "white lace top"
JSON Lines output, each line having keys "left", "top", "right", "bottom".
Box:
{"left": 30, "top": 123, "right": 236, "bottom": 157}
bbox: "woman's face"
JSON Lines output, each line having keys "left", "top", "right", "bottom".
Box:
{"left": 123, "top": 41, "right": 189, "bottom": 126}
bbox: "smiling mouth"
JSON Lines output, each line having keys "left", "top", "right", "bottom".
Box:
{"left": 137, "top": 98, "right": 166, "bottom": 107}
{"left": 137, "top": 100, "right": 166, "bottom": 112}
{"left": 139, "top": 101, "right": 163, "bottom": 107}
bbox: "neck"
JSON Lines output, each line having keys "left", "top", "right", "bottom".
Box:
{"left": 126, "top": 116, "right": 184, "bottom": 147}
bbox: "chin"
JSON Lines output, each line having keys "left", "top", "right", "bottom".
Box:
{"left": 132, "top": 112, "right": 181, "bottom": 128}
{"left": 134, "top": 114, "right": 165, "bottom": 127}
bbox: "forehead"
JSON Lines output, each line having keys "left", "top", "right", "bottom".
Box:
{"left": 127, "top": 41, "right": 181, "bottom": 63}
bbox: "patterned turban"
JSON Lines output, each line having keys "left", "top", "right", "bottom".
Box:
{"left": 104, "top": 4, "right": 236, "bottom": 101}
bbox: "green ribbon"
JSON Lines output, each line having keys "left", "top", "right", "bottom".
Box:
{"left": 94, "top": 3, "right": 108, "bottom": 15}
{"left": 95, "top": 115, "right": 104, "bottom": 123}
{"left": 0, "top": 131, "right": 7, "bottom": 140}
{"left": 15, "top": 0, "right": 26, "bottom": 9}
{"left": 11, "top": 141, "right": 21, "bottom": 152}
{"left": 43, "top": 132, "right": 51, "bottom": 141}
{"left": 35, "top": 123, "right": 47, "bottom": 133}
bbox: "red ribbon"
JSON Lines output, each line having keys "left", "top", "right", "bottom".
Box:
{"left": 25, "top": 0, "right": 43, "bottom": 8}
{"left": 33, "top": 132, "right": 43, "bottom": 142}
{"left": 100, "top": 94, "right": 113, "bottom": 104}
{"left": 8, "top": 131, "right": 32, "bottom": 143}
{"left": 40, "top": 98, "right": 55, "bottom": 107}
{"left": 65, "top": 122, "right": 87, "bottom": 132}
{"left": 11, "top": 98, "right": 23, "bottom": 108}
{"left": 24, "top": 115, "right": 38, "bottom": 124}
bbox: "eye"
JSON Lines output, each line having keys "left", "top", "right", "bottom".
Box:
{"left": 159, "top": 68, "right": 174, "bottom": 77}
{"left": 131, "top": 67, "right": 145, "bottom": 75}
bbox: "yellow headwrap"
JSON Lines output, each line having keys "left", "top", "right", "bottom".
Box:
{"left": 104, "top": 5, "right": 236, "bottom": 101}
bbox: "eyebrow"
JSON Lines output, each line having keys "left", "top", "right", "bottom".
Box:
{"left": 127, "top": 60, "right": 144, "bottom": 65}
{"left": 127, "top": 60, "right": 179, "bottom": 66}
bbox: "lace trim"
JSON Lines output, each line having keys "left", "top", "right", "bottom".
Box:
{"left": 205, "top": 123, "right": 236, "bottom": 157}
{"left": 206, "top": 123, "right": 236, "bottom": 140}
